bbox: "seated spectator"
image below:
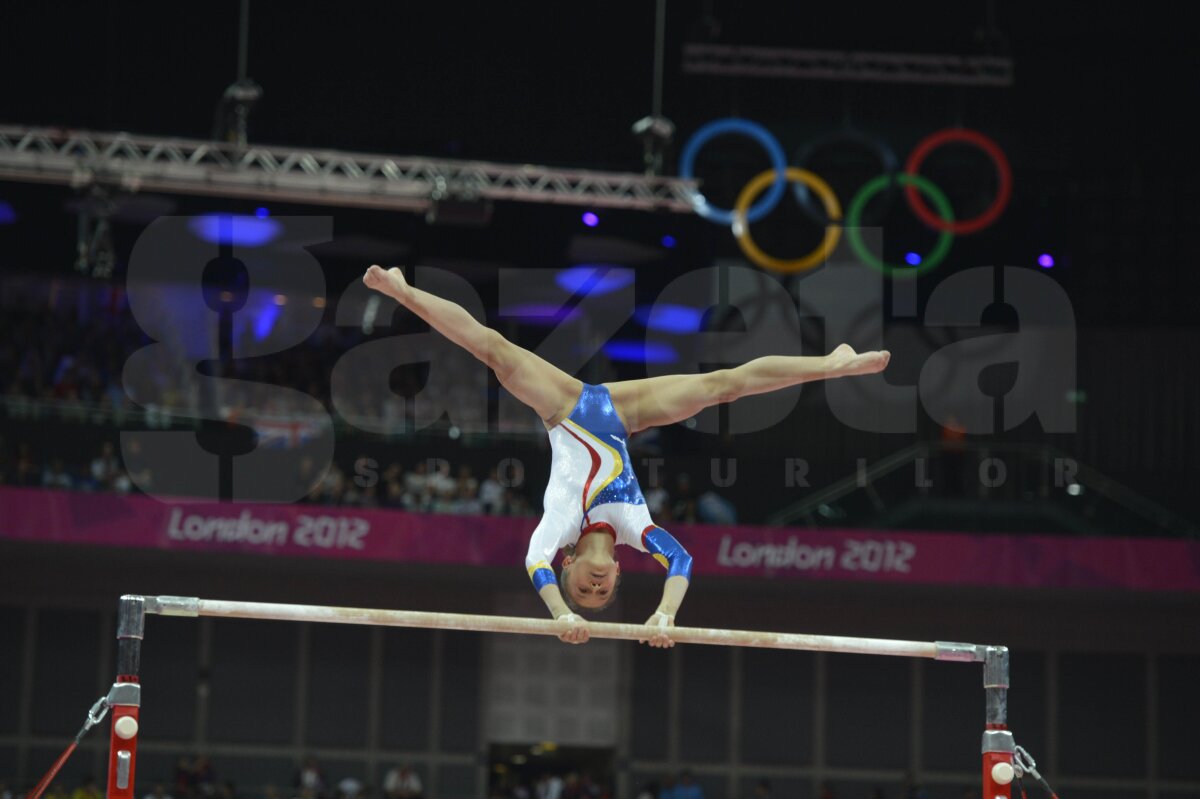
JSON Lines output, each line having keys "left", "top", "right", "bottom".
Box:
{"left": 91, "top": 441, "right": 120, "bottom": 490}
{"left": 643, "top": 483, "right": 669, "bottom": 517}
{"left": 143, "top": 784, "right": 175, "bottom": 799}
{"left": 192, "top": 756, "right": 216, "bottom": 797}
{"left": 672, "top": 771, "right": 703, "bottom": 799}
{"left": 670, "top": 474, "right": 697, "bottom": 523}
{"left": 295, "top": 757, "right": 325, "bottom": 799}
{"left": 70, "top": 777, "right": 102, "bottom": 799}
{"left": 334, "top": 778, "right": 363, "bottom": 799}
{"left": 382, "top": 764, "right": 422, "bottom": 799}
{"left": 42, "top": 457, "right": 74, "bottom": 489}
{"left": 478, "top": 467, "right": 505, "bottom": 514}
{"left": 14, "top": 442, "right": 39, "bottom": 486}
{"left": 697, "top": 490, "right": 736, "bottom": 525}
{"left": 456, "top": 463, "right": 478, "bottom": 495}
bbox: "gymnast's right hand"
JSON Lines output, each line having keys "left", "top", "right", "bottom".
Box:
{"left": 362, "top": 265, "right": 409, "bottom": 302}
{"left": 557, "top": 613, "right": 590, "bottom": 644}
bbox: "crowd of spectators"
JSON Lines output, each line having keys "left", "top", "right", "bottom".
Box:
{"left": 0, "top": 431, "right": 742, "bottom": 525}
{"left": 0, "top": 764, "right": 965, "bottom": 799}
{"left": 0, "top": 283, "right": 543, "bottom": 436}
{"left": 0, "top": 282, "right": 738, "bottom": 523}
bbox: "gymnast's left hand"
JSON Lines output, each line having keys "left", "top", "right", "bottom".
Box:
{"left": 639, "top": 611, "right": 675, "bottom": 648}
{"left": 557, "top": 613, "right": 590, "bottom": 645}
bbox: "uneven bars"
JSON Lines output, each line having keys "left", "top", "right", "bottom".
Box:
{"left": 141, "top": 595, "right": 986, "bottom": 662}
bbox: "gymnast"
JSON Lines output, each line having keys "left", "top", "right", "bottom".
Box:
{"left": 363, "top": 265, "right": 889, "bottom": 647}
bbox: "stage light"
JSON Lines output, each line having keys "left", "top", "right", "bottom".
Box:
{"left": 661, "top": 235, "right": 676, "bottom": 248}
{"left": 904, "top": 252, "right": 922, "bottom": 266}
{"left": 633, "top": 304, "right": 703, "bottom": 334}
{"left": 1037, "top": 253, "right": 1055, "bottom": 268}
{"left": 273, "top": 294, "right": 288, "bottom": 306}
{"left": 189, "top": 214, "right": 281, "bottom": 247}
{"left": 497, "top": 303, "right": 582, "bottom": 326}
{"left": 582, "top": 211, "right": 599, "bottom": 227}
{"left": 555, "top": 265, "right": 634, "bottom": 296}
{"left": 253, "top": 302, "right": 281, "bottom": 340}
{"left": 255, "top": 207, "right": 270, "bottom": 219}
{"left": 0, "top": 200, "right": 15, "bottom": 225}
{"left": 602, "top": 340, "right": 678, "bottom": 364}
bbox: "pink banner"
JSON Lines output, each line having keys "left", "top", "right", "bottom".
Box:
{"left": 2, "top": 487, "right": 1198, "bottom": 592}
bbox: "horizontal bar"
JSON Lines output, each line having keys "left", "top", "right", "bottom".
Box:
{"left": 143, "top": 596, "right": 976, "bottom": 660}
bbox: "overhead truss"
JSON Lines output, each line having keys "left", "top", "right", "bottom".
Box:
{"left": 0, "top": 126, "right": 697, "bottom": 213}
{"left": 683, "top": 43, "right": 1014, "bottom": 87}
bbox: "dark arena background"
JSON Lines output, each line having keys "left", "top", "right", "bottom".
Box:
{"left": 1, "top": 3, "right": 1199, "bottom": 799}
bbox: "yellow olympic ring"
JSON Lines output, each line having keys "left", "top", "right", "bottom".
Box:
{"left": 732, "top": 168, "right": 842, "bottom": 274}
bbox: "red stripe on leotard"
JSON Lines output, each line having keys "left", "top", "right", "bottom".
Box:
{"left": 560, "top": 423, "right": 602, "bottom": 521}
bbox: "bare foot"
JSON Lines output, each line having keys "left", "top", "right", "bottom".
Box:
{"left": 825, "top": 343, "right": 890, "bottom": 378}
{"left": 362, "top": 265, "right": 409, "bottom": 302}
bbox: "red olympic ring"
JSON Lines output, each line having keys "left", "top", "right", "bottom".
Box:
{"left": 904, "top": 128, "right": 1012, "bottom": 235}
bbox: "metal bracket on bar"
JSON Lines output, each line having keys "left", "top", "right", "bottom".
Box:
{"left": 935, "top": 641, "right": 987, "bottom": 662}
{"left": 146, "top": 596, "right": 200, "bottom": 617}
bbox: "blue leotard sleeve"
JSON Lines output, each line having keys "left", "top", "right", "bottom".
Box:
{"left": 640, "top": 526, "right": 693, "bottom": 581}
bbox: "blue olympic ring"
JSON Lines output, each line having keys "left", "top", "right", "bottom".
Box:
{"left": 678, "top": 118, "right": 788, "bottom": 226}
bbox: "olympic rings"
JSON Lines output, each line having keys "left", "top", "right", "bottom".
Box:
{"left": 732, "top": 168, "right": 842, "bottom": 274}
{"left": 845, "top": 173, "right": 954, "bottom": 277}
{"left": 904, "top": 128, "right": 1011, "bottom": 235}
{"left": 679, "top": 118, "right": 1010, "bottom": 275}
{"left": 792, "top": 129, "right": 899, "bottom": 227}
{"left": 679, "top": 118, "right": 789, "bottom": 226}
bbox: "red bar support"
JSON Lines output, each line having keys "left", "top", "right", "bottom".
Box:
{"left": 982, "top": 727, "right": 1015, "bottom": 799}
{"left": 105, "top": 680, "right": 140, "bottom": 799}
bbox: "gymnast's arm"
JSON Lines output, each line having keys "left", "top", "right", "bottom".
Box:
{"left": 639, "top": 527, "right": 693, "bottom": 648}
{"left": 526, "top": 523, "right": 590, "bottom": 644}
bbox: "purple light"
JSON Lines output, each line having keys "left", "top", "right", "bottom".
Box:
{"left": 1037, "top": 253, "right": 1055, "bottom": 268}
{"left": 498, "top": 303, "right": 583, "bottom": 326}
{"left": 189, "top": 214, "right": 281, "bottom": 247}
{"left": 661, "top": 235, "right": 677, "bottom": 248}
{"left": 253, "top": 299, "right": 282, "bottom": 340}
{"left": 0, "top": 200, "right": 15, "bottom": 225}
{"left": 555, "top": 265, "right": 635, "bottom": 296}
{"left": 904, "top": 252, "right": 922, "bottom": 266}
{"left": 633, "top": 304, "right": 704, "bottom": 334}
{"left": 602, "top": 340, "right": 679, "bottom": 364}
{"left": 255, "top": 207, "right": 270, "bottom": 219}
{"left": 581, "top": 212, "right": 599, "bottom": 228}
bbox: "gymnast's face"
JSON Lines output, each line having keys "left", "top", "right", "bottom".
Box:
{"left": 564, "top": 555, "right": 620, "bottom": 609}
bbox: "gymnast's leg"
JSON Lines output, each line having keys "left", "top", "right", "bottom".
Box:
{"left": 363, "top": 265, "right": 582, "bottom": 425}
{"left": 605, "top": 344, "right": 889, "bottom": 433}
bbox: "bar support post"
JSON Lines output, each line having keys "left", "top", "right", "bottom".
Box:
{"left": 106, "top": 596, "right": 145, "bottom": 799}
{"left": 982, "top": 646, "right": 1014, "bottom": 799}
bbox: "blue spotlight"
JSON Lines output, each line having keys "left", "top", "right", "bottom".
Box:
{"left": 189, "top": 214, "right": 281, "bottom": 247}
{"left": 581, "top": 211, "right": 599, "bottom": 227}
{"left": 904, "top": 252, "right": 922, "bottom": 266}
{"left": 498, "top": 303, "right": 582, "bottom": 326}
{"left": 633, "top": 304, "right": 703, "bottom": 334}
{"left": 661, "top": 235, "right": 677, "bottom": 248}
{"left": 602, "top": 340, "right": 679, "bottom": 364}
{"left": 0, "top": 200, "right": 15, "bottom": 225}
{"left": 555, "top": 265, "right": 635, "bottom": 296}
{"left": 253, "top": 300, "right": 282, "bottom": 340}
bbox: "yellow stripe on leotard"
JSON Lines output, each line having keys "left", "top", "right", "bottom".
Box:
{"left": 562, "top": 418, "right": 624, "bottom": 510}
